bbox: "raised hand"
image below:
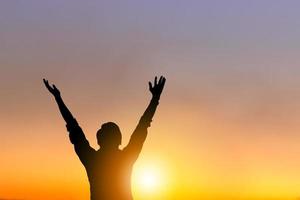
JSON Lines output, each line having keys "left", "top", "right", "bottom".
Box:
{"left": 148, "top": 76, "right": 166, "bottom": 99}
{"left": 43, "top": 79, "right": 60, "bottom": 97}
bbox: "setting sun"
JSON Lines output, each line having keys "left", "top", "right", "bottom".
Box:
{"left": 132, "top": 160, "right": 172, "bottom": 199}
{"left": 138, "top": 167, "right": 160, "bottom": 191}
{"left": 133, "top": 165, "right": 163, "bottom": 193}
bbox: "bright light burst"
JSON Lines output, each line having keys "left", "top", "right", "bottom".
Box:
{"left": 139, "top": 168, "right": 159, "bottom": 190}
{"left": 132, "top": 163, "right": 166, "bottom": 194}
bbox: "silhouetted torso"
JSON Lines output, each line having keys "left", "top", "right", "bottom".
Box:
{"left": 67, "top": 112, "right": 155, "bottom": 200}
{"left": 84, "top": 149, "right": 135, "bottom": 200}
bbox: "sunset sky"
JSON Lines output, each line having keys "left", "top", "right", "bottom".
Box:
{"left": 2, "top": 1, "right": 300, "bottom": 199}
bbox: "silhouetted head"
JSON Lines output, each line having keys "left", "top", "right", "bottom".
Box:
{"left": 97, "top": 122, "right": 122, "bottom": 149}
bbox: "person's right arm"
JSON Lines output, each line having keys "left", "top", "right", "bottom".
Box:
{"left": 43, "top": 79, "right": 76, "bottom": 125}
{"left": 43, "top": 79, "right": 94, "bottom": 163}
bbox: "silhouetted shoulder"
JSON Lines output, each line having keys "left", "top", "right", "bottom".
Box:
{"left": 67, "top": 119, "right": 96, "bottom": 165}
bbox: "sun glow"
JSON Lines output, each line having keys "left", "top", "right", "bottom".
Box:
{"left": 138, "top": 167, "right": 160, "bottom": 191}
{"left": 132, "top": 160, "right": 170, "bottom": 199}
{"left": 134, "top": 166, "right": 162, "bottom": 193}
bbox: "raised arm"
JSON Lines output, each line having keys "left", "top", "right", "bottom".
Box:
{"left": 43, "top": 79, "right": 76, "bottom": 125}
{"left": 139, "top": 76, "right": 166, "bottom": 128}
{"left": 43, "top": 79, "right": 94, "bottom": 163}
{"left": 124, "top": 76, "right": 166, "bottom": 157}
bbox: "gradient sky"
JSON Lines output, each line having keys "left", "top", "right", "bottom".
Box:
{"left": 2, "top": 1, "right": 300, "bottom": 199}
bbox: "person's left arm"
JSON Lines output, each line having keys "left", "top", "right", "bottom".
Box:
{"left": 124, "top": 76, "right": 166, "bottom": 159}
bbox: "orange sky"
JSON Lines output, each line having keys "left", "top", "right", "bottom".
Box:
{"left": 2, "top": 1, "right": 300, "bottom": 199}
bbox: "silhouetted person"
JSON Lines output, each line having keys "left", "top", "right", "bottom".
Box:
{"left": 43, "top": 76, "right": 166, "bottom": 200}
